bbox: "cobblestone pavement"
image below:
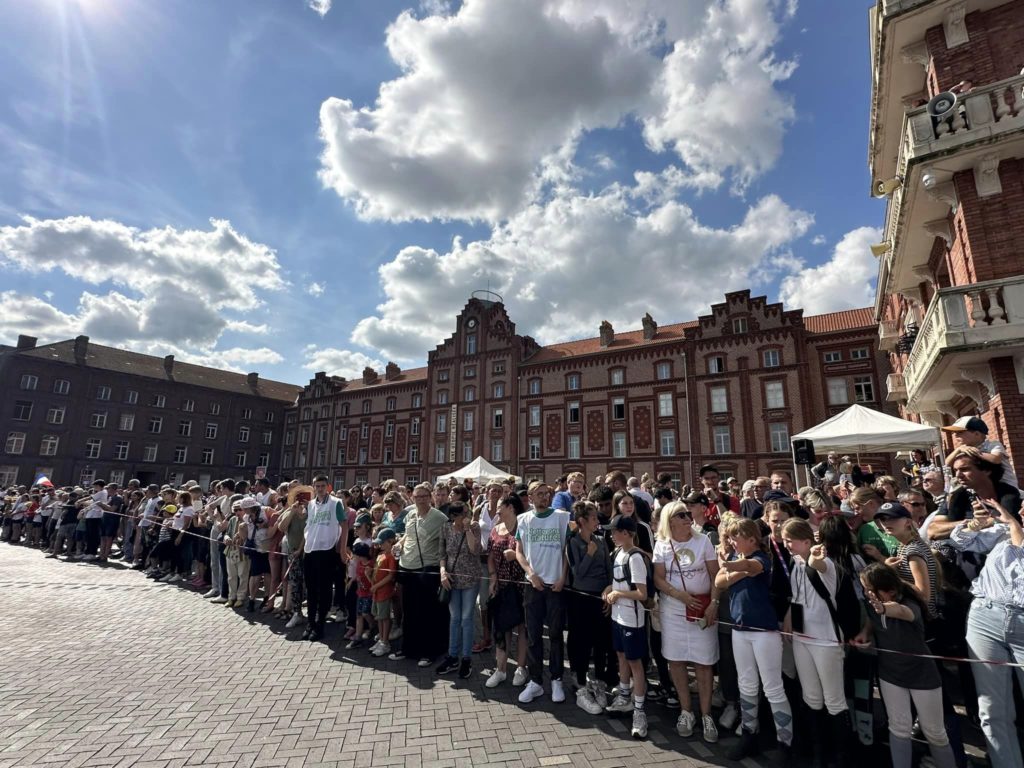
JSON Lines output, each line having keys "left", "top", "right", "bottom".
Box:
{"left": 0, "top": 544, "right": 773, "bottom": 768}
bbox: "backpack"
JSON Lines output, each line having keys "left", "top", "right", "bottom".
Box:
{"left": 806, "top": 562, "right": 862, "bottom": 642}
{"left": 614, "top": 546, "right": 657, "bottom": 610}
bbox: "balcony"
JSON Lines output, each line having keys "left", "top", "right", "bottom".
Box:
{"left": 886, "top": 373, "right": 908, "bottom": 402}
{"left": 878, "top": 319, "right": 900, "bottom": 351}
{"left": 903, "top": 276, "right": 1024, "bottom": 406}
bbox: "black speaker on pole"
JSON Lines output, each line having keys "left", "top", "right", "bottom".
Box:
{"left": 792, "top": 438, "right": 816, "bottom": 466}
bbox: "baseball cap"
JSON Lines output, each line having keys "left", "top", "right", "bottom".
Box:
{"left": 942, "top": 416, "right": 988, "bottom": 434}
{"left": 839, "top": 500, "right": 856, "bottom": 517}
{"left": 610, "top": 513, "right": 637, "bottom": 533}
{"left": 373, "top": 527, "right": 397, "bottom": 545}
{"left": 874, "top": 501, "right": 912, "bottom": 520}
{"left": 352, "top": 541, "right": 372, "bottom": 558}
{"left": 354, "top": 513, "right": 372, "bottom": 527}
{"left": 682, "top": 490, "right": 709, "bottom": 506}
{"left": 764, "top": 490, "right": 798, "bottom": 505}
{"left": 240, "top": 497, "right": 260, "bottom": 509}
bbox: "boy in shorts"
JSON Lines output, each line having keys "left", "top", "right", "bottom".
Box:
{"left": 369, "top": 528, "right": 398, "bottom": 657}
{"left": 345, "top": 542, "right": 375, "bottom": 650}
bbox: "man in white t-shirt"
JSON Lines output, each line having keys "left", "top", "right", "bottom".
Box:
{"left": 515, "top": 481, "right": 570, "bottom": 705}
{"left": 79, "top": 480, "right": 108, "bottom": 559}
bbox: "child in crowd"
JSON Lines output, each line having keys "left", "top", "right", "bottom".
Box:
{"left": 369, "top": 527, "right": 397, "bottom": 657}
{"left": 344, "top": 513, "right": 373, "bottom": 640}
{"left": 346, "top": 541, "right": 376, "bottom": 650}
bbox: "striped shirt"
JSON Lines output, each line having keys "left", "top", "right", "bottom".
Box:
{"left": 897, "top": 538, "right": 939, "bottom": 619}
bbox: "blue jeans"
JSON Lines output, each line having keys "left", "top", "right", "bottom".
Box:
{"left": 448, "top": 584, "right": 480, "bottom": 659}
{"left": 966, "top": 600, "right": 1024, "bottom": 768}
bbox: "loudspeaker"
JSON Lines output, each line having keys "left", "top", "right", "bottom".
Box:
{"left": 926, "top": 91, "right": 957, "bottom": 120}
{"left": 793, "top": 438, "right": 816, "bottom": 466}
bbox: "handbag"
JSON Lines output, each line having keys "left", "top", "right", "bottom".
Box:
{"left": 438, "top": 531, "right": 465, "bottom": 605}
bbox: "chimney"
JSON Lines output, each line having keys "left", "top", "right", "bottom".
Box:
{"left": 73, "top": 335, "right": 89, "bottom": 364}
{"left": 247, "top": 372, "right": 259, "bottom": 389}
{"left": 163, "top": 354, "right": 175, "bottom": 377}
{"left": 16, "top": 335, "right": 37, "bottom": 350}
{"left": 599, "top": 320, "right": 614, "bottom": 348}
{"left": 385, "top": 361, "right": 401, "bottom": 381}
{"left": 642, "top": 312, "right": 657, "bottom": 341}
{"left": 362, "top": 366, "right": 378, "bottom": 385}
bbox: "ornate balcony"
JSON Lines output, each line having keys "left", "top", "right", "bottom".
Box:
{"left": 886, "top": 373, "right": 907, "bottom": 402}
{"left": 878, "top": 319, "right": 900, "bottom": 351}
{"left": 903, "top": 276, "right": 1024, "bottom": 406}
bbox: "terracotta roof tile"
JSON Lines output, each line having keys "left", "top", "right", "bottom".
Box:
{"left": 803, "top": 308, "right": 876, "bottom": 334}
{"left": 336, "top": 366, "right": 428, "bottom": 393}
{"left": 525, "top": 321, "right": 699, "bottom": 364}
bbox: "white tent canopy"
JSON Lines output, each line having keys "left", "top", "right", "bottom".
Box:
{"left": 790, "top": 404, "right": 940, "bottom": 453}
{"left": 438, "top": 456, "right": 520, "bottom": 484}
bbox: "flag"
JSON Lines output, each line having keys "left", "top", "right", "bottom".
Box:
{"left": 33, "top": 474, "right": 54, "bottom": 488}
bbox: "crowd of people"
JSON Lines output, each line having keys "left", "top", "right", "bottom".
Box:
{"left": 2, "top": 416, "right": 1023, "bottom": 768}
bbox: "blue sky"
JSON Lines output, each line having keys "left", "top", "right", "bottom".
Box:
{"left": 0, "top": 0, "right": 884, "bottom": 384}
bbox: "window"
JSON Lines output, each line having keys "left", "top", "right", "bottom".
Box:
{"left": 438, "top": 370, "right": 450, "bottom": 383}
{"left": 612, "top": 397, "right": 625, "bottom": 421}
{"left": 411, "top": 417, "right": 421, "bottom": 436}
{"left": 152, "top": 394, "right": 166, "bottom": 408}
{"left": 340, "top": 403, "right": 350, "bottom": 417}
{"left": 41, "top": 435, "right": 60, "bottom": 457}
{"left": 707, "top": 356, "right": 724, "bottom": 374}
{"left": 612, "top": 432, "right": 626, "bottom": 458}
{"left": 265, "top": 412, "right": 275, "bottom": 423}
{"left": 384, "top": 447, "right": 394, "bottom": 465}
{"left": 235, "top": 451, "right": 247, "bottom": 467}
{"left": 47, "top": 406, "right": 65, "bottom": 425}
{"left": 567, "top": 373, "right": 581, "bottom": 390}
{"left": 201, "top": 447, "right": 214, "bottom": 465}
{"left": 205, "top": 422, "right": 218, "bottom": 439}
{"left": 824, "top": 351, "right": 842, "bottom": 364}
{"left": 90, "top": 411, "right": 107, "bottom": 429}
{"left": 339, "top": 426, "right": 347, "bottom": 442}
{"left": 764, "top": 381, "right": 785, "bottom": 409}
{"left": 465, "top": 366, "right": 476, "bottom": 379}
{"left": 493, "top": 361, "right": 506, "bottom": 375}
{"left": 851, "top": 348, "right": 870, "bottom": 361}
{"left": 528, "top": 379, "right": 541, "bottom": 395}
{"left": 209, "top": 402, "right": 220, "bottom": 415}
{"left": 108, "top": 470, "right": 125, "bottom": 487}
{"left": 241, "top": 408, "right": 252, "bottom": 420}
{"left": 5, "top": 432, "right": 25, "bottom": 454}
{"left": 238, "top": 426, "right": 250, "bottom": 442}
{"left": 79, "top": 469, "right": 96, "bottom": 486}
{"left": 96, "top": 385, "right": 111, "bottom": 401}
{"left": 298, "top": 452, "right": 307, "bottom": 467}
{"left": 182, "top": 399, "right": 195, "bottom": 412}
{"left": 143, "top": 444, "right": 158, "bottom": 463}
{"left": 412, "top": 394, "right": 423, "bottom": 408}
{"left": 0, "top": 466, "right": 18, "bottom": 486}
{"left": 148, "top": 416, "right": 163, "bottom": 433}
{"left": 491, "top": 440, "right": 503, "bottom": 463}
{"left": 53, "top": 379, "right": 70, "bottom": 395}
{"left": 434, "top": 443, "right": 445, "bottom": 463}
{"left": 262, "top": 430, "right": 273, "bottom": 444}
{"left": 362, "top": 401, "right": 371, "bottom": 415}
{"left": 360, "top": 423, "right": 369, "bottom": 439}
{"left": 19, "top": 374, "right": 38, "bottom": 391}
{"left": 763, "top": 349, "right": 780, "bottom": 368}
{"left": 13, "top": 401, "right": 32, "bottom": 421}
{"left": 770, "top": 423, "right": 789, "bottom": 452}
{"left": 658, "top": 392, "right": 673, "bottom": 418}
{"left": 462, "top": 441, "right": 472, "bottom": 463}
{"left": 610, "top": 369, "right": 625, "bottom": 386}
{"left": 114, "top": 440, "right": 129, "bottom": 461}
{"left": 493, "top": 408, "right": 504, "bottom": 429}
{"left": 732, "top": 317, "right": 748, "bottom": 334}
{"left": 568, "top": 434, "right": 580, "bottom": 459}
{"left": 178, "top": 419, "right": 192, "bottom": 437}
{"left": 119, "top": 413, "right": 135, "bottom": 431}
{"left": 854, "top": 376, "right": 875, "bottom": 403}
{"left": 529, "top": 437, "right": 541, "bottom": 460}
{"left": 492, "top": 382, "right": 505, "bottom": 398}
{"left": 656, "top": 362, "right": 672, "bottom": 380}
{"left": 316, "top": 449, "right": 326, "bottom": 466}
{"left": 410, "top": 445, "right": 419, "bottom": 464}
{"left": 85, "top": 438, "right": 102, "bottom": 459}
{"left": 827, "top": 378, "right": 849, "bottom": 405}
{"left": 529, "top": 405, "right": 541, "bottom": 427}
{"left": 463, "top": 410, "right": 474, "bottom": 432}
{"left": 712, "top": 426, "right": 731, "bottom": 454}
{"left": 710, "top": 386, "right": 728, "bottom": 413}
{"left": 383, "top": 420, "right": 394, "bottom": 438}
{"left": 437, "top": 413, "right": 447, "bottom": 434}
{"left": 171, "top": 446, "right": 186, "bottom": 464}
{"left": 660, "top": 430, "right": 676, "bottom": 457}
{"left": 466, "top": 334, "right": 477, "bottom": 355}
{"left": 438, "top": 390, "right": 449, "bottom": 405}
{"left": 126, "top": 390, "right": 139, "bottom": 405}
{"left": 386, "top": 397, "right": 397, "bottom": 411}
{"left": 464, "top": 386, "right": 476, "bottom": 402}
{"left": 568, "top": 401, "right": 580, "bottom": 424}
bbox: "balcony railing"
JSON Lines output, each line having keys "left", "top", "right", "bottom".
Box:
{"left": 903, "top": 276, "right": 1024, "bottom": 402}
{"left": 878, "top": 319, "right": 900, "bottom": 351}
{"left": 886, "top": 372, "right": 907, "bottom": 402}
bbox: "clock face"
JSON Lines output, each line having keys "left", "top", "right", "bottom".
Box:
{"left": 466, "top": 318, "right": 477, "bottom": 329}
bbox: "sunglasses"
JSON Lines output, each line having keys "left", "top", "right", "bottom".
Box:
{"left": 672, "top": 510, "right": 693, "bottom": 519}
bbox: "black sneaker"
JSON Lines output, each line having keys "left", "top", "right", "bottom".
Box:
{"left": 646, "top": 686, "right": 665, "bottom": 702}
{"left": 436, "top": 656, "right": 459, "bottom": 675}
{"left": 301, "top": 628, "right": 312, "bottom": 641}
{"left": 458, "top": 658, "right": 472, "bottom": 679}
{"left": 246, "top": 599, "right": 255, "bottom": 613}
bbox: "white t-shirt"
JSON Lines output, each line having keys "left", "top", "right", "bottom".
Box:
{"left": 11, "top": 501, "right": 27, "bottom": 521}
{"left": 172, "top": 505, "right": 195, "bottom": 531}
{"left": 85, "top": 489, "right": 108, "bottom": 519}
{"left": 612, "top": 548, "right": 648, "bottom": 629}
{"left": 477, "top": 503, "right": 500, "bottom": 550}
{"left": 789, "top": 557, "right": 839, "bottom": 646}
{"left": 138, "top": 497, "right": 159, "bottom": 528}
{"left": 653, "top": 534, "right": 716, "bottom": 613}
{"left": 980, "top": 439, "right": 1018, "bottom": 489}
{"left": 515, "top": 508, "right": 570, "bottom": 585}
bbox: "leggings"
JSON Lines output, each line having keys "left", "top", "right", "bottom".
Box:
{"left": 732, "top": 629, "right": 793, "bottom": 744}
{"left": 793, "top": 640, "right": 847, "bottom": 715}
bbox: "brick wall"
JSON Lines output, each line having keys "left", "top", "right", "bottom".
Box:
{"left": 926, "top": 1, "right": 1024, "bottom": 94}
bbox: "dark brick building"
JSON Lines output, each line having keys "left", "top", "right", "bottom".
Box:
{"left": 0, "top": 335, "right": 300, "bottom": 488}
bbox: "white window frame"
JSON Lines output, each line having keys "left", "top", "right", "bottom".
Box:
{"left": 710, "top": 386, "right": 728, "bottom": 414}
{"left": 707, "top": 356, "right": 724, "bottom": 374}
{"left": 47, "top": 406, "right": 66, "bottom": 425}
{"left": 854, "top": 376, "right": 875, "bottom": 403}
{"left": 612, "top": 432, "right": 626, "bottom": 459}
{"left": 827, "top": 378, "right": 849, "bottom": 405}
{"left": 528, "top": 437, "right": 541, "bottom": 460}
{"left": 660, "top": 430, "right": 676, "bottom": 457}
{"left": 143, "top": 445, "right": 158, "bottom": 462}
{"left": 5, "top": 432, "right": 25, "bottom": 455}
{"left": 769, "top": 423, "right": 789, "bottom": 453}
{"left": 114, "top": 441, "right": 130, "bottom": 461}
{"left": 53, "top": 379, "right": 70, "bottom": 395}
{"left": 658, "top": 392, "right": 673, "bottom": 418}
{"left": 85, "top": 438, "right": 102, "bottom": 459}
{"left": 19, "top": 374, "right": 38, "bottom": 391}
{"left": 764, "top": 381, "right": 785, "bottom": 409}
{"left": 712, "top": 426, "right": 731, "bottom": 455}
{"left": 567, "top": 401, "right": 580, "bottom": 424}
{"left": 763, "top": 349, "right": 780, "bottom": 368}
{"left": 529, "top": 405, "right": 541, "bottom": 427}
{"left": 567, "top": 434, "right": 580, "bottom": 460}
{"left": 824, "top": 351, "right": 842, "bottom": 364}
{"left": 40, "top": 435, "right": 60, "bottom": 457}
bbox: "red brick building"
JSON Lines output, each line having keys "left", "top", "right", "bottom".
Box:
{"left": 283, "top": 291, "right": 894, "bottom": 488}
{"left": 868, "top": 0, "right": 1024, "bottom": 465}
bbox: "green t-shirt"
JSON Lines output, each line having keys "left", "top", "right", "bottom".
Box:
{"left": 857, "top": 520, "right": 899, "bottom": 559}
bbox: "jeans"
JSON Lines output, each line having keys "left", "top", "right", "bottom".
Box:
{"left": 524, "top": 586, "right": 566, "bottom": 684}
{"left": 966, "top": 600, "right": 1024, "bottom": 768}
{"left": 448, "top": 584, "right": 480, "bottom": 659}
{"left": 122, "top": 519, "right": 136, "bottom": 560}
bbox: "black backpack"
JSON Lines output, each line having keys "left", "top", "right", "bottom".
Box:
{"left": 807, "top": 564, "right": 862, "bottom": 642}
{"left": 614, "top": 547, "right": 657, "bottom": 609}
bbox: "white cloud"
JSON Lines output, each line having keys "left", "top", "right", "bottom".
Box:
{"left": 349, "top": 180, "right": 813, "bottom": 361}
{"left": 224, "top": 319, "right": 269, "bottom": 334}
{"left": 318, "top": 0, "right": 796, "bottom": 223}
{"left": 778, "top": 226, "right": 882, "bottom": 315}
{"left": 307, "top": 0, "right": 331, "bottom": 17}
{"left": 419, "top": 0, "right": 452, "bottom": 15}
{"left": 811, "top": 234, "right": 826, "bottom": 245}
{"left": 217, "top": 347, "right": 285, "bottom": 367}
{"left": 302, "top": 345, "right": 385, "bottom": 379}
{"left": 307, "top": 281, "right": 325, "bottom": 297}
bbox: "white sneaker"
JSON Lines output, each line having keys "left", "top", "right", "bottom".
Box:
{"left": 512, "top": 666, "right": 529, "bottom": 686}
{"left": 210, "top": 596, "right": 227, "bottom": 604}
{"left": 390, "top": 626, "right": 403, "bottom": 640}
{"left": 361, "top": 631, "right": 371, "bottom": 640}
{"left": 371, "top": 643, "right": 391, "bottom": 657}
{"left": 576, "top": 687, "right": 603, "bottom": 715}
{"left": 551, "top": 680, "right": 565, "bottom": 703}
{"left": 485, "top": 669, "right": 507, "bottom": 688}
{"left": 166, "top": 574, "right": 181, "bottom": 583}
{"left": 701, "top": 714, "right": 719, "bottom": 743}
{"left": 159, "top": 573, "right": 175, "bottom": 582}
{"left": 285, "top": 613, "right": 305, "bottom": 629}
{"left": 677, "top": 710, "right": 696, "bottom": 737}
{"left": 605, "top": 691, "right": 634, "bottom": 714}
{"left": 631, "top": 709, "right": 648, "bottom": 739}
{"left": 417, "top": 658, "right": 432, "bottom": 668}
{"left": 203, "top": 589, "right": 219, "bottom": 599}
{"left": 718, "top": 702, "right": 739, "bottom": 731}
{"left": 518, "top": 680, "right": 544, "bottom": 704}
{"left": 368, "top": 641, "right": 383, "bottom": 654}
{"left": 588, "top": 679, "right": 609, "bottom": 709}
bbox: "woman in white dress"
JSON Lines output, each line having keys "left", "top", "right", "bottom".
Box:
{"left": 653, "top": 500, "right": 722, "bottom": 744}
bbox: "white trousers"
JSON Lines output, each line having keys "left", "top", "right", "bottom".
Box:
{"left": 732, "top": 630, "right": 787, "bottom": 705}
{"left": 793, "top": 640, "right": 847, "bottom": 715}
{"left": 879, "top": 680, "right": 949, "bottom": 746}
{"left": 226, "top": 555, "right": 250, "bottom": 601}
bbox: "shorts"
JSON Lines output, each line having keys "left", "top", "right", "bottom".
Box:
{"left": 372, "top": 599, "right": 392, "bottom": 620}
{"left": 356, "top": 596, "right": 373, "bottom": 617}
{"left": 101, "top": 514, "right": 120, "bottom": 537}
{"left": 612, "top": 622, "right": 648, "bottom": 661}
{"left": 249, "top": 551, "right": 270, "bottom": 576}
